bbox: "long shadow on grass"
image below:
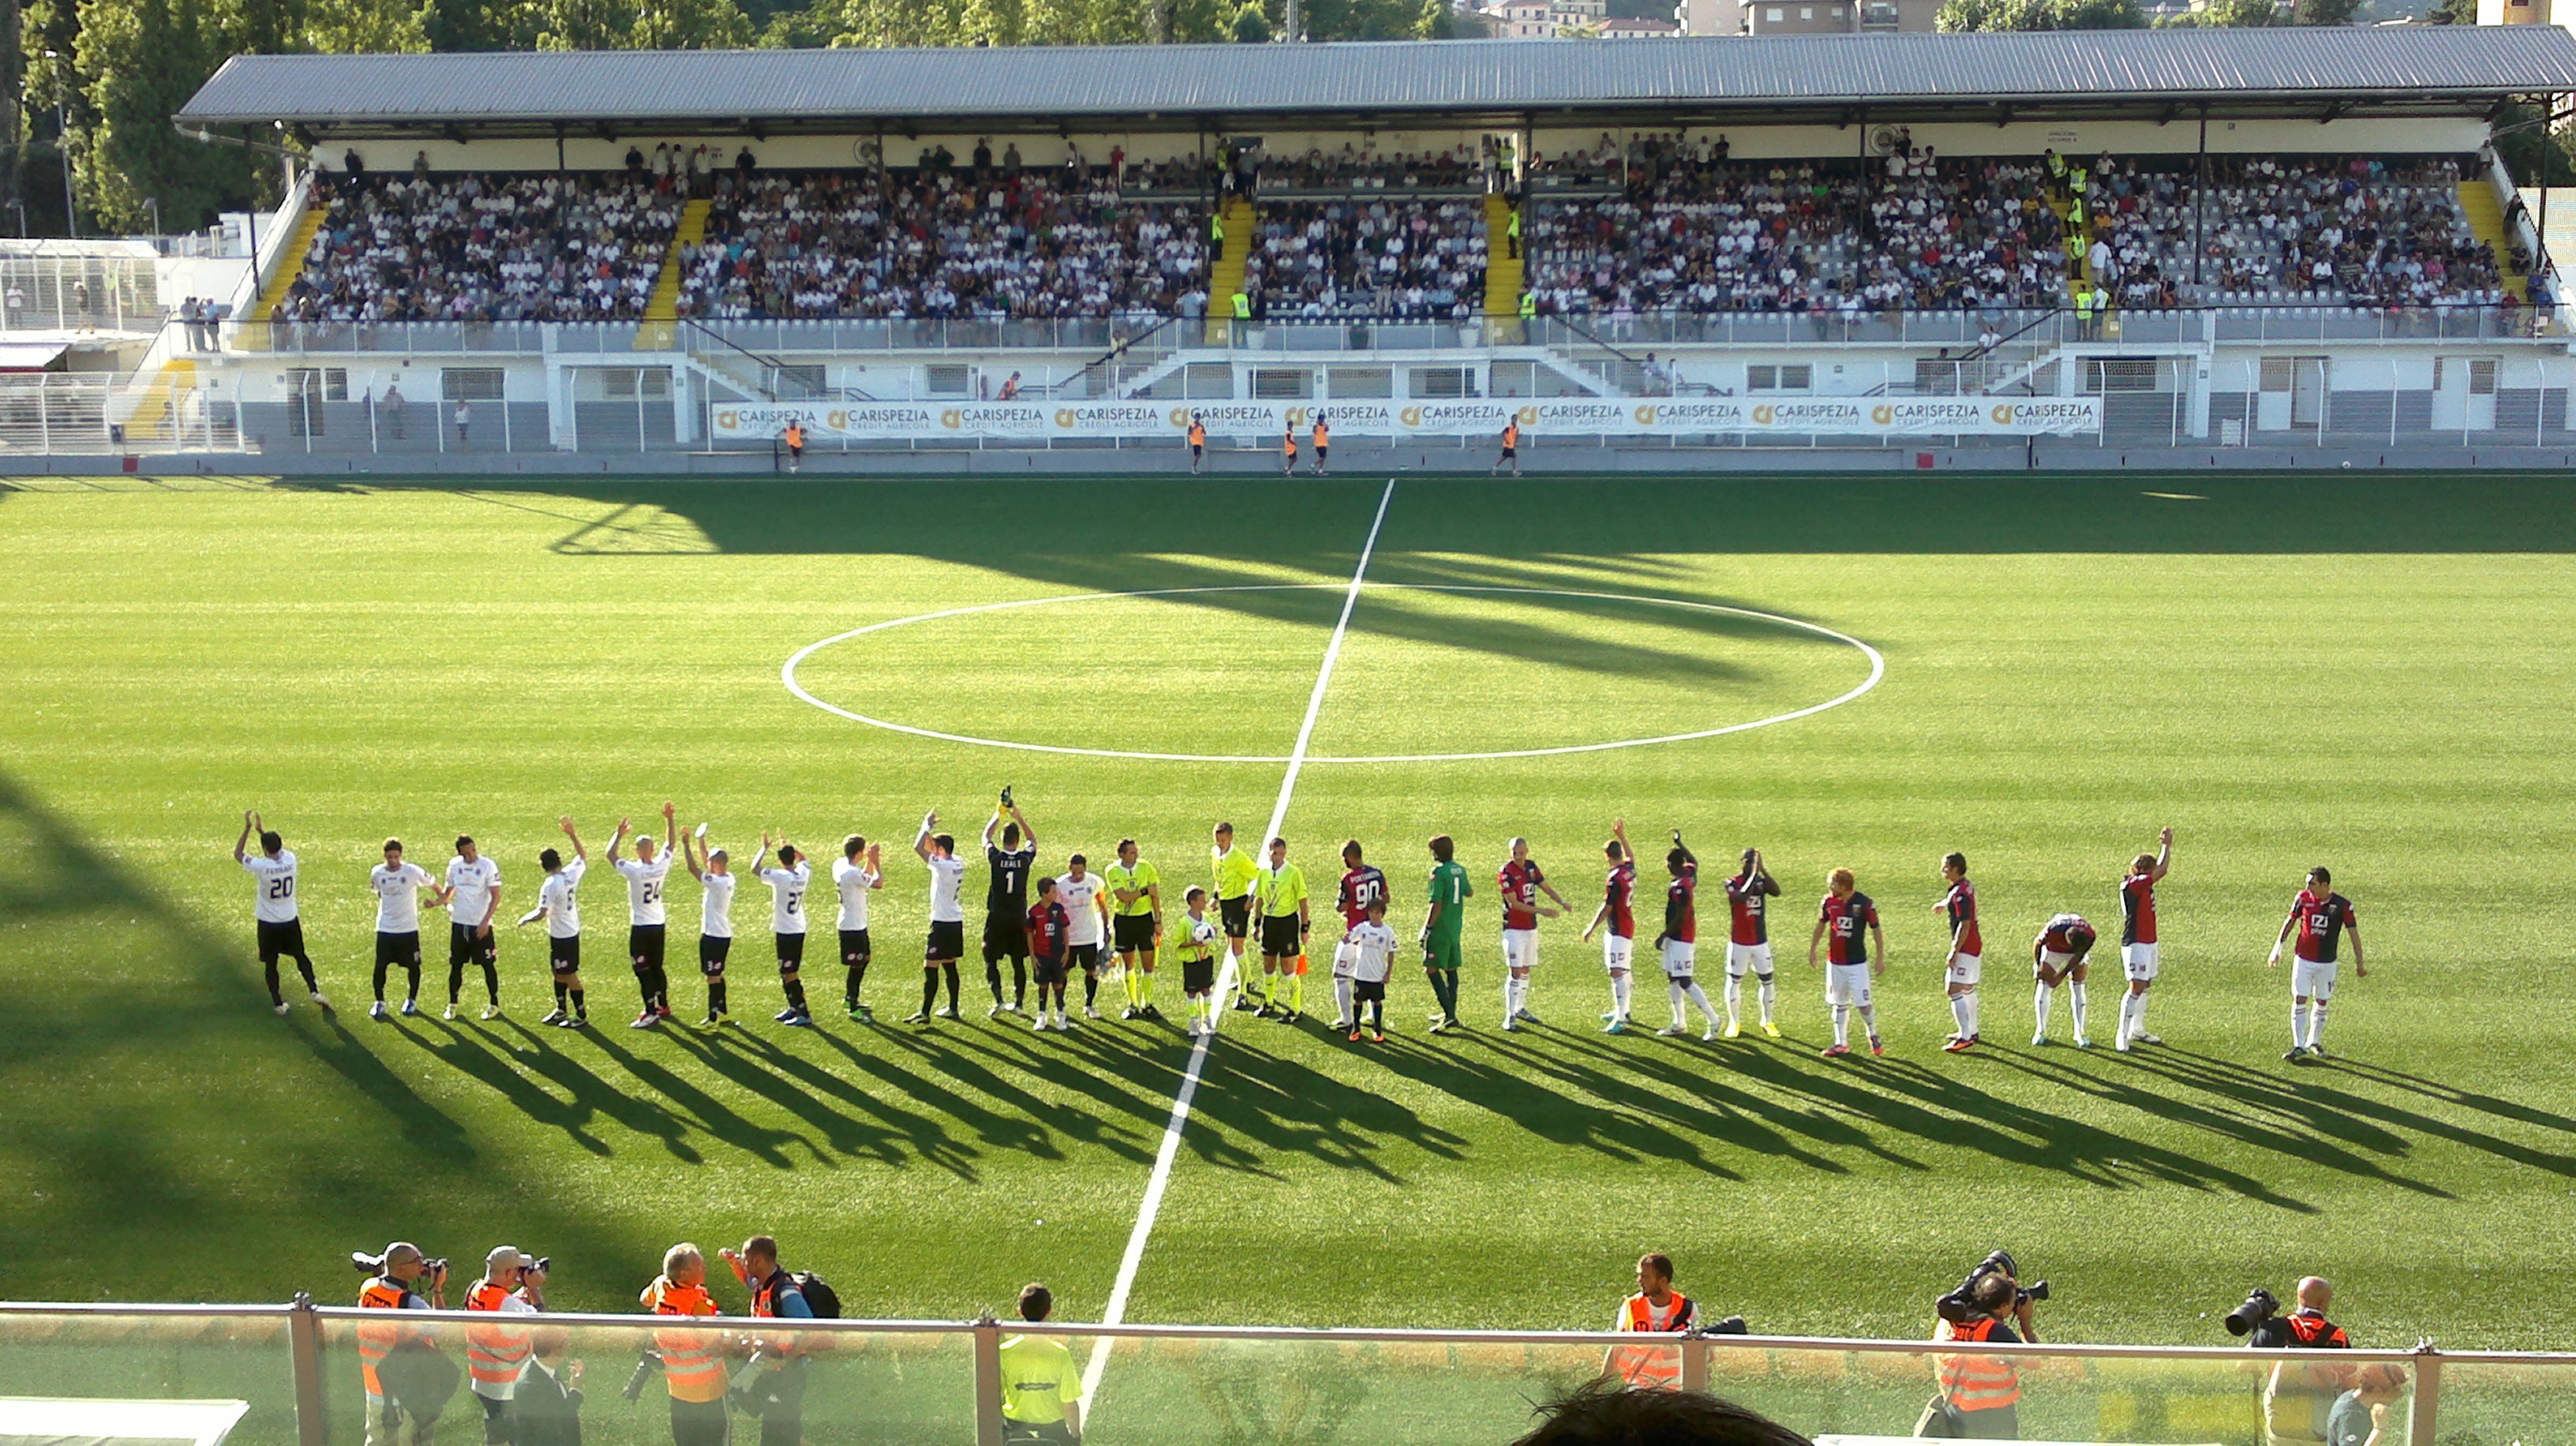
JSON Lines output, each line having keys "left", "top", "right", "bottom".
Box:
{"left": 0, "top": 771, "right": 664, "bottom": 1304}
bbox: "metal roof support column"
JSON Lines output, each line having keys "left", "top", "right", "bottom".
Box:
{"left": 2194, "top": 104, "right": 2209, "bottom": 290}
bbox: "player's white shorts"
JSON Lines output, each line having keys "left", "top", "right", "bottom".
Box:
{"left": 1660, "top": 939, "right": 1696, "bottom": 978}
{"left": 2037, "top": 948, "right": 2086, "bottom": 976}
{"left": 1945, "top": 952, "right": 1983, "bottom": 987}
{"left": 2123, "top": 942, "right": 2159, "bottom": 982}
{"left": 1503, "top": 928, "right": 1538, "bottom": 972}
{"left": 1725, "top": 942, "right": 1774, "bottom": 979}
{"left": 1826, "top": 962, "right": 1873, "bottom": 1009}
{"left": 2290, "top": 957, "right": 2338, "bottom": 1000}
{"left": 1331, "top": 942, "right": 1357, "bottom": 980}
{"left": 1603, "top": 934, "right": 1634, "bottom": 972}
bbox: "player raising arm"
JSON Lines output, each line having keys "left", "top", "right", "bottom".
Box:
{"left": 516, "top": 818, "right": 588, "bottom": 1028}
{"left": 237, "top": 811, "right": 326, "bottom": 1015}
{"left": 608, "top": 804, "right": 679, "bottom": 1029}
{"left": 1722, "top": 846, "right": 1783, "bottom": 1040}
{"left": 1499, "top": 837, "right": 1571, "bottom": 1032}
{"left": 983, "top": 793, "right": 1038, "bottom": 1018}
{"left": 680, "top": 824, "right": 735, "bottom": 1027}
{"left": 915, "top": 812, "right": 969, "bottom": 1025}
{"left": 1653, "top": 831, "right": 1720, "bottom": 1040}
{"left": 1581, "top": 820, "right": 1637, "bottom": 1034}
{"left": 752, "top": 832, "right": 815, "bottom": 1027}
{"left": 1810, "top": 867, "right": 1885, "bottom": 1058}
{"left": 2271, "top": 866, "right": 2364, "bottom": 1063}
{"left": 2117, "top": 827, "right": 2173, "bottom": 1052}
{"left": 833, "top": 834, "right": 884, "bottom": 1023}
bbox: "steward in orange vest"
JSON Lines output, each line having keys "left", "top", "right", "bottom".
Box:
{"left": 721, "top": 1236, "right": 820, "bottom": 1446}
{"left": 642, "top": 1245, "right": 732, "bottom": 1446}
{"left": 1932, "top": 1271, "right": 2024, "bottom": 1440}
{"left": 1603, "top": 1252, "right": 1697, "bottom": 1391}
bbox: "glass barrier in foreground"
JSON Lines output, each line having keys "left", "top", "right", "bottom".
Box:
{"left": 0, "top": 1309, "right": 298, "bottom": 1446}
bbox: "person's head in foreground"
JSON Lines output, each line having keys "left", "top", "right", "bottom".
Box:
{"left": 1511, "top": 1380, "right": 1814, "bottom": 1446}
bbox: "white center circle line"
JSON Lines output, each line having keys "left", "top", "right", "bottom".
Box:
{"left": 781, "top": 583, "right": 1884, "bottom": 764}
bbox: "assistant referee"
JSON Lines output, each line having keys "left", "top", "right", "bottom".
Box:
{"left": 1211, "top": 822, "right": 1259, "bottom": 1011}
{"left": 998, "top": 1283, "right": 1084, "bottom": 1444}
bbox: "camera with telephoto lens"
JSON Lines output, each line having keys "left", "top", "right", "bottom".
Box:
{"left": 2226, "top": 1287, "right": 2282, "bottom": 1337}
{"left": 620, "top": 1350, "right": 665, "bottom": 1402}
{"left": 1934, "top": 1250, "right": 2049, "bottom": 1325}
{"left": 350, "top": 1252, "right": 447, "bottom": 1276}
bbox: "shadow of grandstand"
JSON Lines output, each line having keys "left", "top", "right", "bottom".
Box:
{"left": 0, "top": 770, "right": 664, "bottom": 1306}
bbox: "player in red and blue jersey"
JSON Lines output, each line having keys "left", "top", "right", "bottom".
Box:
{"left": 2117, "top": 827, "right": 2172, "bottom": 1052}
{"left": 2031, "top": 912, "right": 2098, "bottom": 1047}
{"left": 1498, "top": 837, "right": 1570, "bottom": 1032}
{"left": 1808, "top": 867, "right": 1886, "bottom": 1058}
{"left": 2269, "top": 866, "right": 2364, "bottom": 1062}
{"left": 1935, "top": 852, "right": 1984, "bottom": 1053}
{"left": 1581, "top": 820, "right": 1638, "bottom": 1033}
{"left": 1721, "top": 848, "right": 1782, "bottom": 1040}
{"left": 1651, "top": 832, "right": 1720, "bottom": 1039}
{"left": 1331, "top": 840, "right": 1389, "bottom": 1031}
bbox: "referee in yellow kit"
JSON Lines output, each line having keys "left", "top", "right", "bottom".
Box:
{"left": 998, "top": 1283, "right": 1083, "bottom": 1444}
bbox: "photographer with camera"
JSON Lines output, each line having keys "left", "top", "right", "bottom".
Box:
{"left": 1926, "top": 1253, "right": 2044, "bottom": 1440}
{"left": 356, "top": 1243, "right": 455, "bottom": 1446}
{"left": 465, "top": 1247, "right": 548, "bottom": 1446}
{"left": 720, "top": 1236, "right": 831, "bottom": 1446}
{"left": 2229, "top": 1279, "right": 2354, "bottom": 1446}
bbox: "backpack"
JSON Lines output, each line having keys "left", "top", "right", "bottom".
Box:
{"left": 788, "top": 1271, "right": 840, "bottom": 1320}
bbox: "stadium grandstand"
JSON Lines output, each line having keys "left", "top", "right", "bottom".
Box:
{"left": 38, "top": 26, "right": 2576, "bottom": 463}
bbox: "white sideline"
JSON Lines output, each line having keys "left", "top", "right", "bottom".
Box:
{"left": 1077, "top": 478, "right": 1398, "bottom": 1411}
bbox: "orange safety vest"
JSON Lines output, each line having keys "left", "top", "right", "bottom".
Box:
{"left": 748, "top": 1271, "right": 803, "bottom": 1357}
{"left": 1609, "top": 1291, "right": 1690, "bottom": 1389}
{"left": 1312, "top": 420, "right": 1328, "bottom": 448}
{"left": 356, "top": 1278, "right": 416, "bottom": 1397}
{"left": 1503, "top": 422, "right": 1519, "bottom": 448}
{"left": 464, "top": 1281, "right": 534, "bottom": 1389}
{"left": 1282, "top": 433, "right": 1297, "bottom": 458}
{"left": 1935, "top": 1317, "right": 2023, "bottom": 1413}
{"left": 1188, "top": 423, "right": 1205, "bottom": 448}
{"left": 784, "top": 424, "right": 804, "bottom": 448}
{"left": 642, "top": 1277, "right": 728, "bottom": 1403}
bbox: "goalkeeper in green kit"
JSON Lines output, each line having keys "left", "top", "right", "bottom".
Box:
{"left": 1421, "top": 834, "right": 1473, "bottom": 1034}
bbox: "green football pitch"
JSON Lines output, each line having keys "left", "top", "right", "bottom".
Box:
{"left": 2, "top": 470, "right": 2573, "bottom": 1353}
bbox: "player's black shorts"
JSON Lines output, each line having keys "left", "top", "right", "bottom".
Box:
{"left": 1068, "top": 942, "right": 1102, "bottom": 973}
{"left": 1219, "top": 897, "right": 1251, "bottom": 940}
{"left": 376, "top": 930, "right": 422, "bottom": 968}
{"left": 256, "top": 918, "right": 306, "bottom": 963}
{"left": 1501, "top": 444, "right": 1518, "bottom": 458}
{"left": 629, "top": 923, "right": 666, "bottom": 970}
{"left": 1260, "top": 916, "right": 1305, "bottom": 957}
{"left": 775, "top": 931, "right": 807, "bottom": 968}
{"left": 450, "top": 922, "right": 497, "bottom": 967}
{"left": 926, "top": 919, "right": 965, "bottom": 961}
{"left": 983, "top": 912, "right": 1028, "bottom": 963}
{"left": 1354, "top": 978, "right": 1387, "bottom": 1003}
{"left": 1112, "top": 914, "right": 1156, "bottom": 952}
{"left": 839, "top": 928, "right": 871, "bottom": 968}
{"left": 1315, "top": 445, "right": 1328, "bottom": 463}
{"left": 1181, "top": 954, "right": 1215, "bottom": 995}
{"left": 699, "top": 935, "right": 732, "bottom": 976}
{"left": 1032, "top": 953, "right": 1068, "bottom": 987}
{"left": 549, "top": 936, "right": 582, "bottom": 976}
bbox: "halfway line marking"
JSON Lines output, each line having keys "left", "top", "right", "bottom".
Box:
{"left": 1078, "top": 478, "right": 1397, "bottom": 1410}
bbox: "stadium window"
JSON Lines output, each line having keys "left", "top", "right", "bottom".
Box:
{"left": 1765, "top": 6, "right": 1781, "bottom": 18}
{"left": 1799, "top": 6, "right": 1812, "bottom": 17}
{"left": 1750, "top": 365, "right": 1810, "bottom": 393}
{"left": 2082, "top": 358, "right": 2159, "bottom": 393}
{"left": 1252, "top": 368, "right": 1314, "bottom": 400}
{"left": 766, "top": 364, "right": 827, "bottom": 399}
{"left": 924, "top": 364, "right": 972, "bottom": 398}
{"left": 596, "top": 368, "right": 670, "bottom": 401}
{"left": 1329, "top": 367, "right": 1395, "bottom": 399}
{"left": 1410, "top": 367, "right": 1477, "bottom": 399}
{"left": 285, "top": 368, "right": 349, "bottom": 403}
{"left": 440, "top": 368, "right": 504, "bottom": 403}
{"left": 1184, "top": 362, "right": 1236, "bottom": 400}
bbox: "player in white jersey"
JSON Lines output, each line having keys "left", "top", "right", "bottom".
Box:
{"left": 680, "top": 823, "right": 736, "bottom": 1027}
{"left": 751, "top": 833, "right": 815, "bottom": 1027}
{"left": 1344, "top": 899, "right": 1397, "bottom": 1043}
{"left": 444, "top": 835, "right": 504, "bottom": 1020}
{"left": 914, "top": 812, "right": 969, "bottom": 1025}
{"left": 515, "top": 818, "right": 589, "bottom": 1027}
{"left": 1054, "top": 853, "right": 1112, "bottom": 1021}
{"left": 235, "top": 811, "right": 326, "bottom": 1015}
{"left": 608, "top": 804, "right": 678, "bottom": 1029}
{"left": 833, "top": 834, "right": 884, "bottom": 1023}
{"left": 368, "top": 838, "right": 446, "bottom": 1020}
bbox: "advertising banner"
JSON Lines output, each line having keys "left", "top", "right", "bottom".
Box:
{"left": 710, "top": 395, "right": 2101, "bottom": 443}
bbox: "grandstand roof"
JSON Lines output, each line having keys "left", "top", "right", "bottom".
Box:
{"left": 180, "top": 28, "right": 2576, "bottom": 137}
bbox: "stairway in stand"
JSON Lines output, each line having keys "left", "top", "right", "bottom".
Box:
{"left": 1481, "top": 193, "right": 1523, "bottom": 328}
{"left": 637, "top": 198, "right": 713, "bottom": 351}
{"left": 242, "top": 211, "right": 327, "bottom": 350}
{"left": 2455, "top": 178, "right": 2530, "bottom": 304}
{"left": 1204, "top": 194, "right": 1255, "bottom": 345}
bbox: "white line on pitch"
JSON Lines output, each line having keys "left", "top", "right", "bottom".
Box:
{"left": 1079, "top": 478, "right": 1398, "bottom": 1411}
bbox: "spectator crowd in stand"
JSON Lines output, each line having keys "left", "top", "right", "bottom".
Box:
{"left": 1241, "top": 197, "right": 1491, "bottom": 321}
{"left": 281, "top": 172, "right": 679, "bottom": 324}
{"left": 676, "top": 163, "right": 1206, "bottom": 322}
